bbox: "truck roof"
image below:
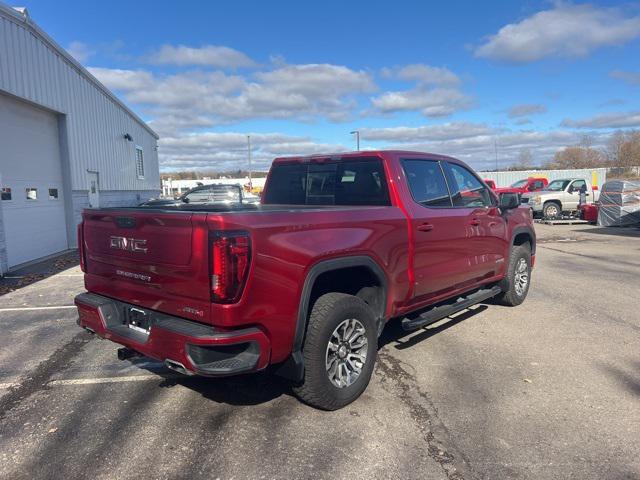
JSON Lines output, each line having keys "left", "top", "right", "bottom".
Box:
{"left": 272, "top": 150, "right": 463, "bottom": 165}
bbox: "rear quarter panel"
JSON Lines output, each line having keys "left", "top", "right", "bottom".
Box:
{"left": 206, "top": 206, "right": 410, "bottom": 363}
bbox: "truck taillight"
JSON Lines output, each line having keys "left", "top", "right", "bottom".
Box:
{"left": 77, "top": 222, "right": 86, "bottom": 272}
{"left": 211, "top": 232, "right": 251, "bottom": 303}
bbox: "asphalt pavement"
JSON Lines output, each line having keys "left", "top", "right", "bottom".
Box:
{"left": 0, "top": 223, "right": 639, "bottom": 480}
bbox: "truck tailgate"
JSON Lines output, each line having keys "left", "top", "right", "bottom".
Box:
{"left": 81, "top": 210, "right": 212, "bottom": 320}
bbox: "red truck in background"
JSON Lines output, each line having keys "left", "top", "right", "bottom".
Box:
{"left": 75, "top": 151, "right": 536, "bottom": 410}
{"left": 494, "top": 177, "right": 548, "bottom": 195}
{"left": 483, "top": 179, "right": 497, "bottom": 190}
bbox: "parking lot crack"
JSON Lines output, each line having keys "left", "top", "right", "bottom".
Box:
{"left": 377, "top": 350, "right": 477, "bottom": 480}
{"left": 0, "top": 331, "right": 92, "bottom": 421}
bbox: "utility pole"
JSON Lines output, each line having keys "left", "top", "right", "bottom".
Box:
{"left": 247, "top": 135, "right": 252, "bottom": 189}
{"left": 350, "top": 130, "right": 360, "bottom": 151}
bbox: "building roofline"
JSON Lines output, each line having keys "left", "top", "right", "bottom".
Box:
{"left": 0, "top": 2, "right": 159, "bottom": 139}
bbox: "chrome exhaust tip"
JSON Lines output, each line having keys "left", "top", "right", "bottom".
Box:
{"left": 164, "top": 359, "right": 193, "bottom": 376}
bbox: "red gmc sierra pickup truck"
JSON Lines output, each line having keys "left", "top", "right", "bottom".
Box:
{"left": 75, "top": 150, "right": 535, "bottom": 410}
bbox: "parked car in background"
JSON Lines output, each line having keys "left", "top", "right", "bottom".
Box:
{"left": 495, "top": 177, "right": 548, "bottom": 195}
{"left": 75, "top": 150, "right": 535, "bottom": 410}
{"left": 140, "top": 183, "right": 260, "bottom": 207}
{"left": 521, "top": 178, "right": 599, "bottom": 218}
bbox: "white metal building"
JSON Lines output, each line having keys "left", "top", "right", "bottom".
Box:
{"left": 480, "top": 168, "right": 607, "bottom": 189}
{"left": 0, "top": 4, "right": 160, "bottom": 273}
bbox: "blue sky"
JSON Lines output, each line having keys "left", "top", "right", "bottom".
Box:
{"left": 19, "top": 0, "right": 640, "bottom": 171}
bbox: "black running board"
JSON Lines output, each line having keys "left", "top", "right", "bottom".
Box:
{"left": 401, "top": 286, "right": 501, "bottom": 331}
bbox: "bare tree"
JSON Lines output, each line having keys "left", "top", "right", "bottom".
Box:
{"left": 507, "top": 148, "right": 534, "bottom": 171}
{"left": 608, "top": 130, "right": 640, "bottom": 167}
{"left": 606, "top": 131, "right": 626, "bottom": 165}
{"left": 548, "top": 141, "right": 604, "bottom": 169}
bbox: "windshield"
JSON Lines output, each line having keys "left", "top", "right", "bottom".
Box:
{"left": 545, "top": 180, "right": 570, "bottom": 191}
{"left": 510, "top": 179, "right": 528, "bottom": 188}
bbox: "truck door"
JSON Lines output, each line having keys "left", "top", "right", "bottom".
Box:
{"left": 400, "top": 159, "right": 474, "bottom": 301}
{"left": 442, "top": 162, "right": 508, "bottom": 283}
{"left": 566, "top": 179, "right": 586, "bottom": 209}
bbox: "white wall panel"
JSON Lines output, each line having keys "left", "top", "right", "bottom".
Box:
{"left": 480, "top": 168, "right": 607, "bottom": 189}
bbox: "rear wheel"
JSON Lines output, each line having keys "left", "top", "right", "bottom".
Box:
{"left": 496, "top": 243, "right": 532, "bottom": 306}
{"left": 293, "top": 292, "right": 377, "bottom": 410}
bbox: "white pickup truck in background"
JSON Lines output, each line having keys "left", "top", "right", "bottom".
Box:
{"left": 520, "top": 178, "right": 600, "bottom": 218}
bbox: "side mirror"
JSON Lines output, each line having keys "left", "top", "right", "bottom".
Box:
{"left": 499, "top": 192, "right": 519, "bottom": 210}
{"left": 182, "top": 196, "right": 190, "bottom": 204}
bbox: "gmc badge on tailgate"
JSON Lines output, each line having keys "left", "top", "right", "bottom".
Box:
{"left": 109, "top": 236, "right": 148, "bottom": 253}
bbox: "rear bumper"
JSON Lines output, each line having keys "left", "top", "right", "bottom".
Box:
{"left": 75, "top": 293, "right": 271, "bottom": 376}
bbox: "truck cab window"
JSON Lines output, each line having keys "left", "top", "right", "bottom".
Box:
{"left": 570, "top": 180, "right": 586, "bottom": 192}
{"left": 546, "top": 180, "right": 570, "bottom": 191}
{"left": 445, "top": 163, "right": 493, "bottom": 208}
{"left": 264, "top": 158, "right": 390, "bottom": 206}
{"left": 402, "top": 159, "right": 452, "bottom": 207}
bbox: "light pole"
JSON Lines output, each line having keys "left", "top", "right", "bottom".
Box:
{"left": 247, "top": 135, "right": 252, "bottom": 189}
{"left": 350, "top": 130, "right": 360, "bottom": 151}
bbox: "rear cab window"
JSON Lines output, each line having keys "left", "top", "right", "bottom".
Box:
{"left": 263, "top": 158, "right": 390, "bottom": 206}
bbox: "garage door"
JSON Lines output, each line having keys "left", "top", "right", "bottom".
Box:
{"left": 0, "top": 93, "right": 68, "bottom": 269}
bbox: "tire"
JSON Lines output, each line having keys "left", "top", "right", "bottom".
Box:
{"left": 543, "top": 202, "right": 561, "bottom": 219}
{"left": 293, "top": 292, "right": 378, "bottom": 410}
{"left": 496, "top": 243, "right": 532, "bottom": 307}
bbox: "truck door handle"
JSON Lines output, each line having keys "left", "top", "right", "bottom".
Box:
{"left": 417, "top": 223, "right": 434, "bottom": 232}
{"left": 469, "top": 218, "right": 481, "bottom": 226}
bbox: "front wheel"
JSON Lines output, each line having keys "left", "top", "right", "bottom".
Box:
{"left": 293, "top": 292, "right": 378, "bottom": 410}
{"left": 496, "top": 243, "right": 532, "bottom": 306}
{"left": 543, "top": 202, "right": 561, "bottom": 219}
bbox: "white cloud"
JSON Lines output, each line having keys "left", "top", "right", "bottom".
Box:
{"left": 257, "top": 64, "right": 375, "bottom": 98}
{"left": 372, "top": 64, "right": 470, "bottom": 117}
{"left": 361, "top": 122, "right": 494, "bottom": 142}
{"left": 89, "top": 64, "right": 375, "bottom": 133}
{"left": 508, "top": 103, "right": 547, "bottom": 118}
{"left": 561, "top": 111, "right": 640, "bottom": 129}
{"left": 358, "top": 123, "right": 606, "bottom": 170}
{"left": 146, "top": 44, "right": 256, "bottom": 68}
{"left": 372, "top": 87, "right": 472, "bottom": 117}
{"left": 67, "top": 41, "right": 94, "bottom": 63}
{"left": 159, "top": 132, "right": 347, "bottom": 171}
{"left": 382, "top": 64, "right": 460, "bottom": 86}
{"left": 610, "top": 70, "right": 640, "bottom": 86}
{"left": 475, "top": 3, "right": 640, "bottom": 63}
{"left": 88, "top": 67, "right": 155, "bottom": 91}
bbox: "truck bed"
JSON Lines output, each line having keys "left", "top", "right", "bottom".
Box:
{"left": 95, "top": 203, "right": 377, "bottom": 214}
